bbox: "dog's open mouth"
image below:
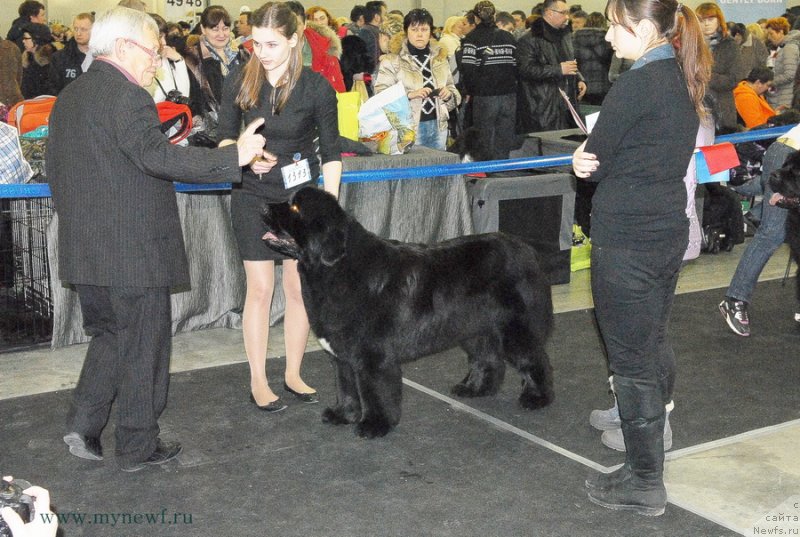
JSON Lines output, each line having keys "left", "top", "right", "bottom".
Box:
{"left": 261, "top": 231, "right": 300, "bottom": 258}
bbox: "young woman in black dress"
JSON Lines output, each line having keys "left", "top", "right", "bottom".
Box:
{"left": 218, "top": 2, "right": 341, "bottom": 412}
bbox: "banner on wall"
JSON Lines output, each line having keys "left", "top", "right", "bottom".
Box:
{"left": 717, "top": 0, "right": 786, "bottom": 24}
{"left": 163, "top": 0, "right": 202, "bottom": 23}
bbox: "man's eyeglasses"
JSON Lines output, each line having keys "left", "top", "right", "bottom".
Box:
{"left": 547, "top": 8, "right": 570, "bottom": 15}
{"left": 126, "top": 39, "right": 162, "bottom": 63}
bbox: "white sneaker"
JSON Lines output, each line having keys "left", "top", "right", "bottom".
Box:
{"left": 589, "top": 403, "right": 620, "bottom": 431}
{"left": 600, "top": 418, "right": 673, "bottom": 451}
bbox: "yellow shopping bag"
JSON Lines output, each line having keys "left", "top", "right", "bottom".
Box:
{"left": 337, "top": 91, "right": 361, "bottom": 141}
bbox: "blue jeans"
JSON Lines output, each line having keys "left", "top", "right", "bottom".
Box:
{"left": 726, "top": 141, "right": 792, "bottom": 303}
{"left": 416, "top": 120, "right": 447, "bottom": 150}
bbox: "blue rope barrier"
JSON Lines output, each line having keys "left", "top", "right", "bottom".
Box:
{"left": 1, "top": 124, "right": 794, "bottom": 199}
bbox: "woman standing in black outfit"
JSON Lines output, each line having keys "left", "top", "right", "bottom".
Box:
{"left": 572, "top": 0, "right": 711, "bottom": 516}
{"left": 218, "top": 2, "right": 341, "bottom": 412}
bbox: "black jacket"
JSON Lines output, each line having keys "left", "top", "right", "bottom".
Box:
{"left": 6, "top": 17, "right": 27, "bottom": 50}
{"left": 49, "top": 38, "right": 86, "bottom": 94}
{"left": 573, "top": 27, "right": 612, "bottom": 100}
{"left": 460, "top": 23, "right": 517, "bottom": 96}
{"left": 21, "top": 46, "right": 55, "bottom": 98}
{"left": 516, "top": 17, "right": 579, "bottom": 133}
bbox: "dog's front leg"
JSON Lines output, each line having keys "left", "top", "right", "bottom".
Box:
{"left": 321, "top": 359, "right": 362, "bottom": 425}
{"left": 353, "top": 356, "right": 403, "bottom": 439}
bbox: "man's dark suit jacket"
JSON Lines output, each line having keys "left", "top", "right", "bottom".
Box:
{"left": 46, "top": 59, "right": 242, "bottom": 288}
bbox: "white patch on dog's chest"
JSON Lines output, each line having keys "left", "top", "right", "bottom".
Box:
{"left": 318, "top": 337, "right": 337, "bottom": 356}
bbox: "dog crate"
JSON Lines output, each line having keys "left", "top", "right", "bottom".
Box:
{"left": 466, "top": 173, "right": 576, "bottom": 285}
{"left": 0, "top": 197, "right": 54, "bottom": 351}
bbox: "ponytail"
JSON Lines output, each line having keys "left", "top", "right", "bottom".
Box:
{"left": 669, "top": 4, "right": 712, "bottom": 121}
{"left": 606, "top": 0, "right": 711, "bottom": 121}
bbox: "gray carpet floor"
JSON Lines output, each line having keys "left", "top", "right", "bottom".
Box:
{"left": 2, "top": 280, "right": 798, "bottom": 536}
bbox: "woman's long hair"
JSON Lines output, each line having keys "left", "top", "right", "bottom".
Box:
{"left": 235, "top": 2, "right": 303, "bottom": 113}
{"left": 606, "top": 0, "right": 712, "bottom": 120}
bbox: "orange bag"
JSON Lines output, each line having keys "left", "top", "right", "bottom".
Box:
{"left": 156, "top": 101, "right": 193, "bottom": 144}
{"left": 6, "top": 95, "right": 57, "bottom": 134}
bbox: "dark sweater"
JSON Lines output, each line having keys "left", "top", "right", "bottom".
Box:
{"left": 584, "top": 57, "right": 698, "bottom": 250}
{"left": 460, "top": 23, "right": 517, "bottom": 96}
{"left": 217, "top": 66, "right": 340, "bottom": 201}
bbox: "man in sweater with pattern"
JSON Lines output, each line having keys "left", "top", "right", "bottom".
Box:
{"left": 460, "top": 0, "right": 517, "bottom": 161}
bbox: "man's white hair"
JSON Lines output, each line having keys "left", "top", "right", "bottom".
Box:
{"left": 89, "top": 6, "right": 158, "bottom": 57}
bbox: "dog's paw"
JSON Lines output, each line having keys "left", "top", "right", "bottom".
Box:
{"left": 518, "top": 391, "right": 554, "bottom": 410}
{"left": 355, "top": 417, "right": 392, "bottom": 439}
{"left": 322, "top": 406, "right": 355, "bottom": 425}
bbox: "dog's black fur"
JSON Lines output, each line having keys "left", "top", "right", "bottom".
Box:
{"left": 262, "top": 187, "right": 555, "bottom": 438}
{"left": 448, "top": 126, "right": 494, "bottom": 163}
{"left": 769, "top": 150, "right": 800, "bottom": 305}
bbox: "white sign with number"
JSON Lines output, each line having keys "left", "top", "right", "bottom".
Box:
{"left": 163, "top": 0, "right": 203, "bottom": 24}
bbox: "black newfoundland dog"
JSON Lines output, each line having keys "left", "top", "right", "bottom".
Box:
{"left": 262, "top": 187, "right": 555, "bottom": 438}
{"left": 769, "top": 150, "right": 800, "bottom": 310}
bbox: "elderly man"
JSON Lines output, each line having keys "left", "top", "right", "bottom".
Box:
{"left": 47, "top": 7, "right": 266, "bottom": 472}
{"left": 516, "top": 0, "right": 587, "bottom": 133}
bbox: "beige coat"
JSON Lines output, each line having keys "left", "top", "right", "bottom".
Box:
{"left": 374, "top": 34, "right": 460, "bottom": 134}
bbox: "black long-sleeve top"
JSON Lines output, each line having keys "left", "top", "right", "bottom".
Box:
{"left": 218, "top": 66, "right": 340, "bottom": 201}
{"left": 584, "top": 55, "right": 699, "bottom": 251}
{"left": 460, "top": 23, "right": 517, "bottom": 96}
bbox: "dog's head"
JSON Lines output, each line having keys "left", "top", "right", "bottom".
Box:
{"left": 769, "top": 150, "right": 800, "bottom": 210}
{"left": 262, "top": 187, "right": 349, "bottom": 266}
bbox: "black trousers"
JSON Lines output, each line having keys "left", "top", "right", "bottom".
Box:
{"left": 471, "top": 94, "right": 517, "bottom": 161}
{"left": 67, "top": 285, "right": 172, "bottom": 465}
{"left": 590, "top": 240, "right": 685, "bottom": 404}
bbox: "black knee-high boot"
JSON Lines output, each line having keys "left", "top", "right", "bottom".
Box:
{"left": 587, "top": 375, "right": 667, "bottom": 516}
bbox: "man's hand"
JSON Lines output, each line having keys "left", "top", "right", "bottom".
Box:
{"left": 578, "top": 81, "right": 587, "bottom": 100}
{"left": 237, "top": 118, "right": 266, "bottom": 166}
{"left": 561, "top": 60, "right": 578, "bottom": 76}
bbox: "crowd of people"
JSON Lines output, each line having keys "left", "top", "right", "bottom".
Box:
{"left": 2, "top": 1, "right": 797, "bottom": 148}
{"left": 0, "top": 0, "right": 797, "bottom": 532}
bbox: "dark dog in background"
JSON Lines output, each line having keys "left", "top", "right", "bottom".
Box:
{"left": 262, "top": 187, "right": 555, "bottom": 438}
{"left": 449, "top": 126, "right": 494, "bottom": 163}
{"left": 769, "top": 150, "right": 800, "bottom": 316}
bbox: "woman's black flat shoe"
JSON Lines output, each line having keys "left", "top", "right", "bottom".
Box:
{"left": 283, "top": 383, "right": 319, "bottom": 404}
{"left": 249, "top": 394, "right": 288, "bottom": 413}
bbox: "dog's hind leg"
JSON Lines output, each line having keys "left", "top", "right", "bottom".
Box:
{"left": 451, "top": 334, "right": 506, "bottom": 398}
{"left": 353, "top": 353, "right": 403, "bottom": 439}
{"left": 322, "top": 360, "right": 362, "bottom": 425}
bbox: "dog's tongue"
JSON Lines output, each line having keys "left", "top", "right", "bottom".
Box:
{"left": 262, "top": 231, "right": 279, "bottom": 241}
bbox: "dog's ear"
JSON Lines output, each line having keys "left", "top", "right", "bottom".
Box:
{"left": 319, "top": 228, "right": 347, "bottom": 267}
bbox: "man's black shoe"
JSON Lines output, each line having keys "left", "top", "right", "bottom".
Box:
{"left": 63, "top": 432, "right": 103, "bottom": 461}
{"left": 120, "top": 439, "right": 182, "bottom": 473}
